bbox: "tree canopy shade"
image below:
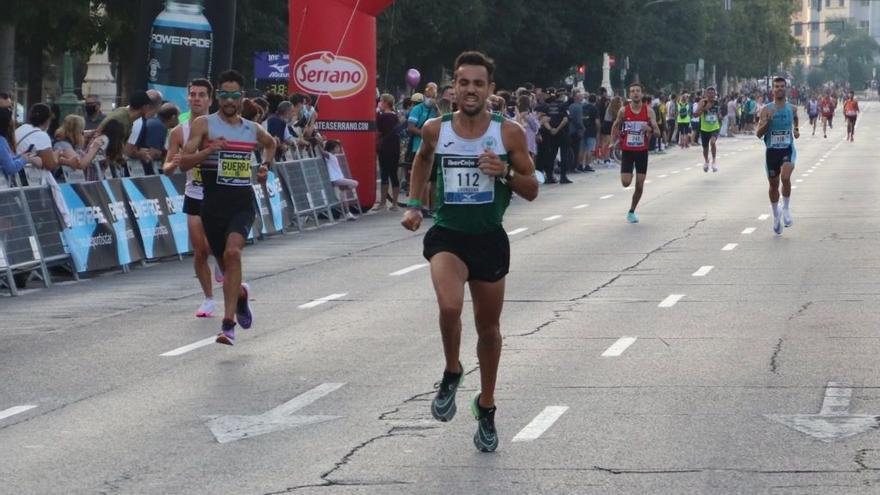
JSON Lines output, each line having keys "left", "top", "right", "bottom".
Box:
{"left": 377, "top": 0, "right": 801, "bottom": 92}
{"left": 820, "top": 18, "right": 880, "bottom": 87}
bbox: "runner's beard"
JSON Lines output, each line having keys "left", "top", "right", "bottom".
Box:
{"left": 461, "top": 98, "right": 485, "bottom": 117}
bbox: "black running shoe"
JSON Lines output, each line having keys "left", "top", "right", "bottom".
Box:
{"left": 471, "top": 393, "right": 498, "bottom": 452}
{"left": 431, "top": 363, "right": 463, "bottom": 422}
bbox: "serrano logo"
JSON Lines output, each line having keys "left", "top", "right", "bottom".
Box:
{"left": 294, "top": 51, "right": 367, "bottom": 99}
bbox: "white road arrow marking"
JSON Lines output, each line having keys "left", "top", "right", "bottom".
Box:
{"left": 765, "top": 382, "right": 880, "bottom": 443}
{"left": 206, "top": 383, "right": 345, "bottom": 443}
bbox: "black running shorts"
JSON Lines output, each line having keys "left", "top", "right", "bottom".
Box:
{"left": 423, "top": 225, "right": 510, "bottom": 283}
{"left": 765, "top": 147, "right": 794, "bottom": 179}
{"left": 677, "top": 123, "right": 691, "bottom": 135}
{"left": 183, "top": 195, "right": 202, "bottom": 216}
{"left": 620, "top": 150, "right": 649, "bottom": 175}
{"left": 201, "top": 207, "right": 256, "bottom": 260}
{"left": 700, "top": 130, "right": 719, "bottom": 148}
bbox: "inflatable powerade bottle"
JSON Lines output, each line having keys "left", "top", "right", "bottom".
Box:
{"left": 148, "top": 0, "right": 213, "bottom": 120}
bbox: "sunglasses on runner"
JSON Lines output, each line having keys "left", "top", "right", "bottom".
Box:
{"left": 217, "top": 90, "right": 243, "bottom": 100}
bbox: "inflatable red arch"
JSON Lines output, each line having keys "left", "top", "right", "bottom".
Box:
{"left": 289, "top": 0, "right": 395, "bottom": 207}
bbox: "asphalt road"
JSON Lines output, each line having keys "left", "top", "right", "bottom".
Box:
{"left": 2, "top": 103, "right": 879, "bottom": 494}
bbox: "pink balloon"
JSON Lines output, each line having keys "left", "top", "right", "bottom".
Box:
{"left": 406, "top": 68, "right": 421, "bottom": 88}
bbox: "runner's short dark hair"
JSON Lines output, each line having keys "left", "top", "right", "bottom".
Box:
{"left": 27, "top": 103, "right": 52, "bottom": 127}
{"left": 188, "top": 78, "right": 214, "bottom": 95}
{"left": 628, "top": 82, "right": 644, "bottom": 91}
{"left": 218, "top": 69, "right": 246, "bottom": 88}
{"left": 773, "top": 76, "right": 787, "bottom": 85}
{"left": 454, "top": 51, "right": 495, "bottom": 82}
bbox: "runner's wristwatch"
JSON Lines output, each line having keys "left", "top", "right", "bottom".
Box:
{"left": 499, "top": 165, "right": 514, "bottom": 185}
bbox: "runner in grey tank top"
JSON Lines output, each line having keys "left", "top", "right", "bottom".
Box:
{"left": 180, "top": 70, "right": 277, "bottom": 346}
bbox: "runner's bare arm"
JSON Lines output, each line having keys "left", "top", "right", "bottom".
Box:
{"left": 400, "top": 118, "right": 440, "bottom": 231}
{"left": 647, "top": 108, "right": 662, "bottom": 137}
{"left": 255, "top": 124, "right": 277, "bottom": 184}
{"left": 792, "top": 106, "right": 800, "bottom": 139}
{"left": 501, "top": 120, "right": 538, "bottom": 201}
{"left": 693, "top": 99, "right": 707, "bottom": 117}
{"left": 162, "top": 126, "right": 184, "bottom": 174}
{"left": 610, "top": 107, "right": 626, "bottom": 144}
{"left": 755, "top": 107, "right": 772, "bottom": 139}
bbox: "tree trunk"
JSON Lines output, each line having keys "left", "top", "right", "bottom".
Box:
{"left": 26, "top": 36, "right": 45, "bottom": 108}
{"left": 0, "top": 23, "right": 14, "bottom": 94}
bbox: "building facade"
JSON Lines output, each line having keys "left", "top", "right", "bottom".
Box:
{"left": 792, "top": 0, "right": 880, "bottom": 69}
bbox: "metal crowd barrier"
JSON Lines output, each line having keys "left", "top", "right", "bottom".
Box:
{"left": 0, "top": 152, "right": 361, "bottom": 296}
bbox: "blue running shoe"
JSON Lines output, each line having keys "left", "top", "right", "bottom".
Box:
{"left": 431, "top": 363, "right": 463, "bottom": 422}
{"left": 236, "top": 283, "right": 253, "bottom": 329}
{"left": 216, "top": 319, "right": 236, "bottom": 346}
{"left": 471, "top": 393, "right": 498, "bottom": 453}
{"left": 627, "top": 211, "right": 639, "bottom": 224}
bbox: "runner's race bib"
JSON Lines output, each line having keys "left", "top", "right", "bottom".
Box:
{"left": 769, "top": 130, "right": 791, "bottom": 148}
{"left": 623, "top": 122, "right": 645, "bottom": 147}
{"left": 705, "top": 113, "right": 718, "bottom": 124}
{"left": 442, "top": 156, "right": 494, "bottom": 204}
{"left": 217, "top": 150, "right": 252, "bottom": 186}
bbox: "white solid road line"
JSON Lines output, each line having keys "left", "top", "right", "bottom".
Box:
{"left": 389, "top": 263, "right": 429, "bottom": 277}
{"left": 507, "top": 227, "right": 529, "bottom": 236}
{"left": 600, "top": 194, "right": 614, "bottom": 200}
{"left": 0, "top": 405, "right": 37, "bottom": 421}
{"left": 601, "top": 337, "right": 637, "bottom": 357}
{"left": 161, "top": 337, "right": 217, "bottom": 357}
{"left": 543, "top": 215, "right": 562, "bottom": 221}
{"left": 572, "top": 204, "right": 589, "bottom": 209}
{"left": 299, "top": 293, "right": 348, "bottom": 309}
{"left": 658, "top": 294, "right": 684, "bottom": 308}
{"left": 758, "top": 214, "right": 770, "bottom": 220}
{"left": 692, "top": 265, "right": 714, "bottom": 277}
{"left": 741, "top": 227, "right": 756, "bottom": 235}
{"left": 722, "top": 243, "right": 738, "bottom": 251}
{"left": 512, "top": 406, "right": 569, "bottom": 442}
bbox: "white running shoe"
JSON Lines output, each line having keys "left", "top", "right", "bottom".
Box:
{"left": 773, "top": 210, "right": 783, "bottom": 235}
{"left": 196, "top": 298, "right": 216, "bottom": 318}
{"left": 346, "top": 212, "right": 358, "bottom": 221}
{"left": 782, "top": 208, "right": 793, "bottom": 227}
{"left": 711, "top": 162, "right": 718, "bottom": 173}
{"left": 703, "top": 163, "right": 709, "bottom": 172}
{"left": 214, "top": 264, "right": 224, "bottom": 284}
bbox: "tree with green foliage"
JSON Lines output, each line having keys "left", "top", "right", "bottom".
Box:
{"left": 821, "top": 19, "right": 880, "bottom": 87}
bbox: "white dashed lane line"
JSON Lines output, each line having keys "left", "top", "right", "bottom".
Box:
{"left": 161, "top": 337, "right": 216, "bottom": 357}
{"left": 299, "top": 293, "right": 348, "bottom": 309}
{"left": 692, "top": 266, "right": 714, "bottom": 277}
{"left": 658, "top": 294, "right": 684, "bottom": 308}
{"left": 601, "top": 337, "right": 637, "bottom": 357}
{"left": 758, "top": 214, "right": 770, "bottom": 221}
{"left": 511, "top": 406, "right": 569, "bottom": 443}
{"left": 0, "top": 405, "right": 37, "bottom": 421}
{"left": 658, "top": 175, "right": 668, "bottom": 178}
{"left": 741, "top": 227, "right": 756, "bottom": 235}
{"left": 543, "top": 215, "right": 562, "bottom": 222}
{"left": 600, "top": 195, "right": 614, "bottom": 200}
{"left": 389, "top": 263, "right": 429, "bottom": 276}
{"left": 507, "top": 227, "right": 529, "bottom": 236}
{"left": 722, "top": 243, "right": 738, "bottom": 251}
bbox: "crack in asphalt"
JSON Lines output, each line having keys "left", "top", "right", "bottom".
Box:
{"left": 770, "top": 338, "right": 784, "bottom": 375}
{"left": 510, "top": 217, "right": 706, "bottom": 338}
{"left": 788, "top": 301, "right": 813, "bottom": 321}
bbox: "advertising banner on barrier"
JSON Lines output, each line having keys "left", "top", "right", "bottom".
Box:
{"left": 160, "top": 174, "right": 190, "bottom": 255}
{"left": 102, "top": 180, "right": 146, "bottom": 267}
{"left": 121, "top": 176, "right": 185, "bottom": 259}
{"left": 266, "top": 171, "right": 290, "bottom": 231}
{"left": 58, "top": 182, "right": 124, "bottom": 273}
